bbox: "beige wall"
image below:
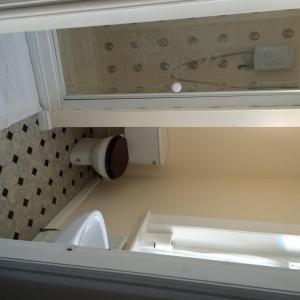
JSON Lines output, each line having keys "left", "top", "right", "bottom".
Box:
{"left": 129, "top": 128, "right": 300, "bottom": 177}
{"left": 65, "top": 128, "right": 300, "bottom": 239}
{"left": 66, "top": 175, "right": 300, "bottom": 238}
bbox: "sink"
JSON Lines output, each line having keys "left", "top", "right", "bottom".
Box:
{"left": 54, "top": 210, "right": 109, "bottom": 249}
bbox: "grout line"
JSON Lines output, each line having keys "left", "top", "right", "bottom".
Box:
{"left": 36, "top": 176, "right": 100, "bottom": 232}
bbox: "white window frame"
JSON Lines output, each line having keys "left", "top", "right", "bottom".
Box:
{"left": 2, "top": 1, "right": 300, "bottom": 294}
{"left": 11, "top": 1, "right": 300, "bottom": 128}
{"left": 1, "top": 0, "right": 300, "bottom": 33}
{"left": 2, "top": 195, "right": 300, "bottom": 294}
{"left": 1, "top": 219, "right": 300, "bottom": 295}
{"left": 25, "top": 28, "right": 300, "bottom": 129}
{"left": 50, "top": 23, "right": 300, "bottom": 112}
{"left": 2, "top": 1, "right": 300, "bottom": 128}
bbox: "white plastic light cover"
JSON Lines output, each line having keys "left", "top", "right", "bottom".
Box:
{"left": 254, "top": 45, "right": 294, "bottom": 71}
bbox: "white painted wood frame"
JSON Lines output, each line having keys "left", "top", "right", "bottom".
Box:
{"left": 38, "top": 108, "right": 300, "bottom": 129}
{"left": 10, "top": 1, "right": 300, "bottom": 128}
{"left": 0, "top": 0, "right": 63, "bottom": 9}
{"left": 26, "top": 30, "right": 63, "bottom": 111}
{"left": 25, "top": 29, "right": 300, "bottom": 129}
{"left": 1, "top": 237, "right": 300, "bottom": 295}
{"left": 1, "top": 0, "right": 300, "bottom": 33}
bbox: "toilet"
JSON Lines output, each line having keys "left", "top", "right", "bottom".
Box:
{"left": 70, "top": 128, "right": 168, "bottom": 179}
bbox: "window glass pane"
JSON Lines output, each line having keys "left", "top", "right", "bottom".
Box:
{"left": 57, "top": 9, "right": 300, "bottom": 95}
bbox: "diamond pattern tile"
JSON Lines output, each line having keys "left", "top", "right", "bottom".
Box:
{"left": 0, "top": 114, "right": 98, "bottom": 241}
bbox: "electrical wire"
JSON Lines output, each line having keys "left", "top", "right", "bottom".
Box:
{"left": 170, "top": 49, "right": 255, "bottom": 89}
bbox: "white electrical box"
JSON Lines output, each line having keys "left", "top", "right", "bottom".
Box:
{"left": 254, "top": 45, "right": 294, "bottom": 71}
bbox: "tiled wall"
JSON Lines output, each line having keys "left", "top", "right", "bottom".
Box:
{"left": 0, "top": 114, "right": 97, "bottom": 241}
{"left": 58, "top": 10, "right": 300, "bottom": 95}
